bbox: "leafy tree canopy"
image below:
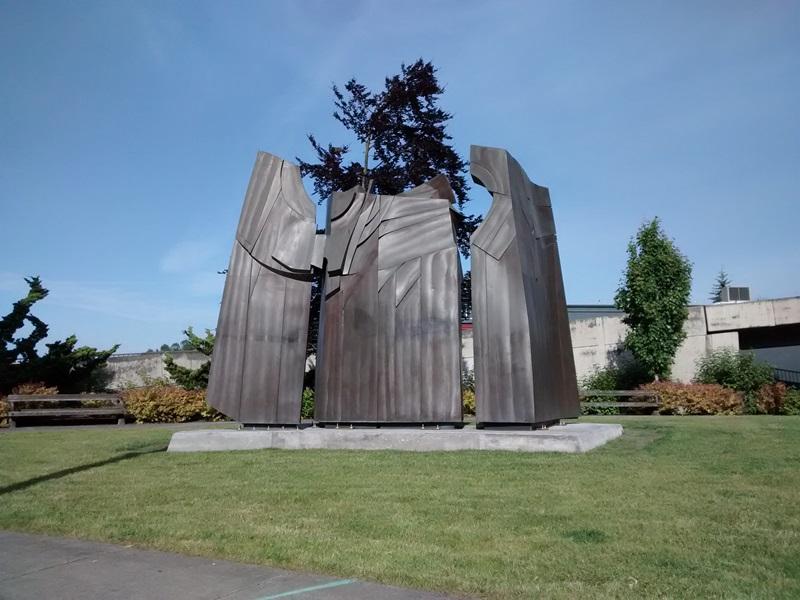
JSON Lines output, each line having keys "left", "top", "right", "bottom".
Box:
{"left": 0, "top": 276, "right": 118, "bottom": 394}
{"left": 297, "top": 59, "right": 480, "bottom": 256}
{"left": 614, "top": 218, "right": 692, "bottom": 380}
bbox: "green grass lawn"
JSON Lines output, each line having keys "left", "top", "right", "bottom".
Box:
{"left": 1, "top": 417, "right": 799, "bottom": 598}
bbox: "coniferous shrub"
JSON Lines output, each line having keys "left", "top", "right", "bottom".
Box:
{"left": 1, "top": 277, "right": 118, "bottom": 395}
{"left": 163, "top": 327, "right": 214, "bottom": 390}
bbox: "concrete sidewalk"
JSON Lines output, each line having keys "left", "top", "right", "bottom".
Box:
{"left": 0, "top": 531, "right": 460, "bottom": 600}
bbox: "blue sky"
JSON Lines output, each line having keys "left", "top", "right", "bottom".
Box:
{"left": 1, "top": 0, "right": 798, "bottom": 353}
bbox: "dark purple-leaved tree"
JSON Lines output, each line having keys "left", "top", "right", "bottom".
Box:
{"left": 298, "top": 60, "right": 480, "bottom": 361}
{"left": 297, "top": 59, "right": 480, "bottom": 257}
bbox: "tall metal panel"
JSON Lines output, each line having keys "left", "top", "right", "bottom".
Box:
{"left": 315, "top": 178, "right": 462, "bottom": 424}
{"left": 207, "top": 152, "right": 316, "bottom": 424}
{"left": 470, "top": 145, "right": 579, "bottom": 425}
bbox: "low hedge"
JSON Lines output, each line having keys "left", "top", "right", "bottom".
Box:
{"left": 784, "top": 388, "right": 800, "bottom": 415}
{"left": 1, "top": 382, "right": 60, "bottom": 427}
{"left": 121, "top": 384, "right": 224, "bottom": 423}
{"left": 642, "top": 381, "right": 744, "bottom": 415}
{"left": 756, "top": 382, "right": 800, "bottom": 415}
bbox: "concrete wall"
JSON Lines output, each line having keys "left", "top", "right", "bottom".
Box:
{"left": 105, "top": 351, "right": 208, "bottom": 389}
{"left": 570, "top": 305, "right": 743, "bottom": 383}
{"left": 570, "top": 297, "right": 800, "bottom": 383}
{"left": 106, "top": 297, "right": 800, "bottom": 389}
{"left": 706, "top": 297, "right": 800, "bottom": 332}
{"left": 461, "top": 325, "right": 474, "bottom": 373}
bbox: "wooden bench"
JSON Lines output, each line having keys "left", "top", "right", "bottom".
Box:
{"left": 579, "top": 389, "right": 660, "bottom": 411}
{"left": 6, "top": 394, "right": 126, "bottom": 429}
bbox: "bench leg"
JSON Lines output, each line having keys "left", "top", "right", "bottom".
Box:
{"left": 8, "top": 418, "right": 16, "bottom": 429}
{"left": 117, "top": 416, "right": 125, "bottom": 425}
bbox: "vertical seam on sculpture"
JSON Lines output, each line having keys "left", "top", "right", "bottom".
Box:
{"left": 237, "top": 249, "right": 254, "bottom": 422}
{"left": 477, "top": 247, "right": 488, "bottom": 423}
{"left": 274, "top": 272, "right": 288, "bottom": 424}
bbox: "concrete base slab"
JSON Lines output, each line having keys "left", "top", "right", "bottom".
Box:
{"left": 167, "top": 423, "right": 623, "bottom": 454}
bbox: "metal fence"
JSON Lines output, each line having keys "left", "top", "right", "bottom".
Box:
{"left": 774, "top": 368, "right": 800, "bottom": 387}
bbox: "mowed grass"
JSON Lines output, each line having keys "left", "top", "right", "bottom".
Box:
{"left": 1, "top": 417, "right": 799, "bottom": 599}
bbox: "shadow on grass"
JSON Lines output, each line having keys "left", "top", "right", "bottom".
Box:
{"left": 0, "top": 446, "right": 166, "bottom": 496}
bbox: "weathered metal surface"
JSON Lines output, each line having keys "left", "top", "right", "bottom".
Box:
{"left": 470, "top": 145, "right": 579, "bottom": 425}
{"left": 207, "top": 152, "right": 316, "bottom": 424}
{"left": 315, "top": 180, "right": 462, "bottom": 423}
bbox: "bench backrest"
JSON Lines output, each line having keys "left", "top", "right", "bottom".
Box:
{"left": 578, "top": 390, "right": 659, "bottom": 399}
{"left": 7, "top": 394, "right": 123, "bottom": 407}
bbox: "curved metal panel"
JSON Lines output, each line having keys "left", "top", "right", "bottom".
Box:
{"left": 316, "top": 180, "right": 462, "bottom": 424}
{"left": 207, "top": 151, "right": 315, "bottom": 424}
{"left": 470, "top": 145, "right": 579, "bottom": 425}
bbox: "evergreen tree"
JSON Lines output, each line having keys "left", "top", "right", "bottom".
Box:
{"left": 614, "top": 218, "right": 692, "bottom": 380}
{"left": 163, "top": 327, "right": 214, "bottom": 389}
{"left": 709, "top": 268, "right": 731, "bottom": 303}
{"left": 461, "top": 270, "right": 473, "bottom": 321}
{"left": 297, "top": 59, "right": 480, "bottom": 257}
{"left": 306, "top": 239, "right": 324, "bottom": 357}
{"left": 0, "top": 276, "right": 118, "bottom": 394}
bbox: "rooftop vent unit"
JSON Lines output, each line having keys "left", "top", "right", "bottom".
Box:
{"left": 720, "top": 286, "right": 750, "bottom": 302}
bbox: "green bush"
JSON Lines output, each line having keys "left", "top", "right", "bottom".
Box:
{"left": 695, "top": 350, "right": 774, "bottom": 412}
{"left": 782, "top": 388, "right": 800, "bottom": 415}
{"left": 580, "top": 367, "right": 619, "bottom": 416}
{"left": 642, "top": 381, "right": 744, "bottom": 415}
{"left": 121, "top": 384, "right": 224, "bottom": 423}
{"left": 301, "top": 388, "right": 314, "bottom": 419}
{"left": 582, "top": 359, "right": 650, "bottom": 391}
{"left": 462, "top": 389, "right": 476, "bottom": 416}
{"left": 579, "top": 360, "right": 651, "bottom": 415}
{"left": 462, "top": 369, "right": 475, "bottom": 391}
{"left": 462, "top": 369, "right": 476, "bottom": 416}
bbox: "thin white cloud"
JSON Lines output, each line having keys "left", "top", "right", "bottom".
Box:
{"left": 0, "top": 271, "right": 25, "bottom": 292}
{"left": 188, "top": 271, "right": 226, "bottom": 297}
{"left": 45, "top": 278, "right": 217, "bottom": 324}
{"left": 160, "top": 240, "right": 220, "bottom": 274}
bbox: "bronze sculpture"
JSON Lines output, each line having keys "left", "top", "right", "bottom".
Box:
{"left": 470, "top": 145, "right": 579, "bottom": 426}
{"left": 315, "top": 177, "right": 462, "bottom": 424}
{"left": 207, "top": 145, "right": 578, "bottom": 428}
{"left": 207, "top": 152, "right": 320, "bottom": 424}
